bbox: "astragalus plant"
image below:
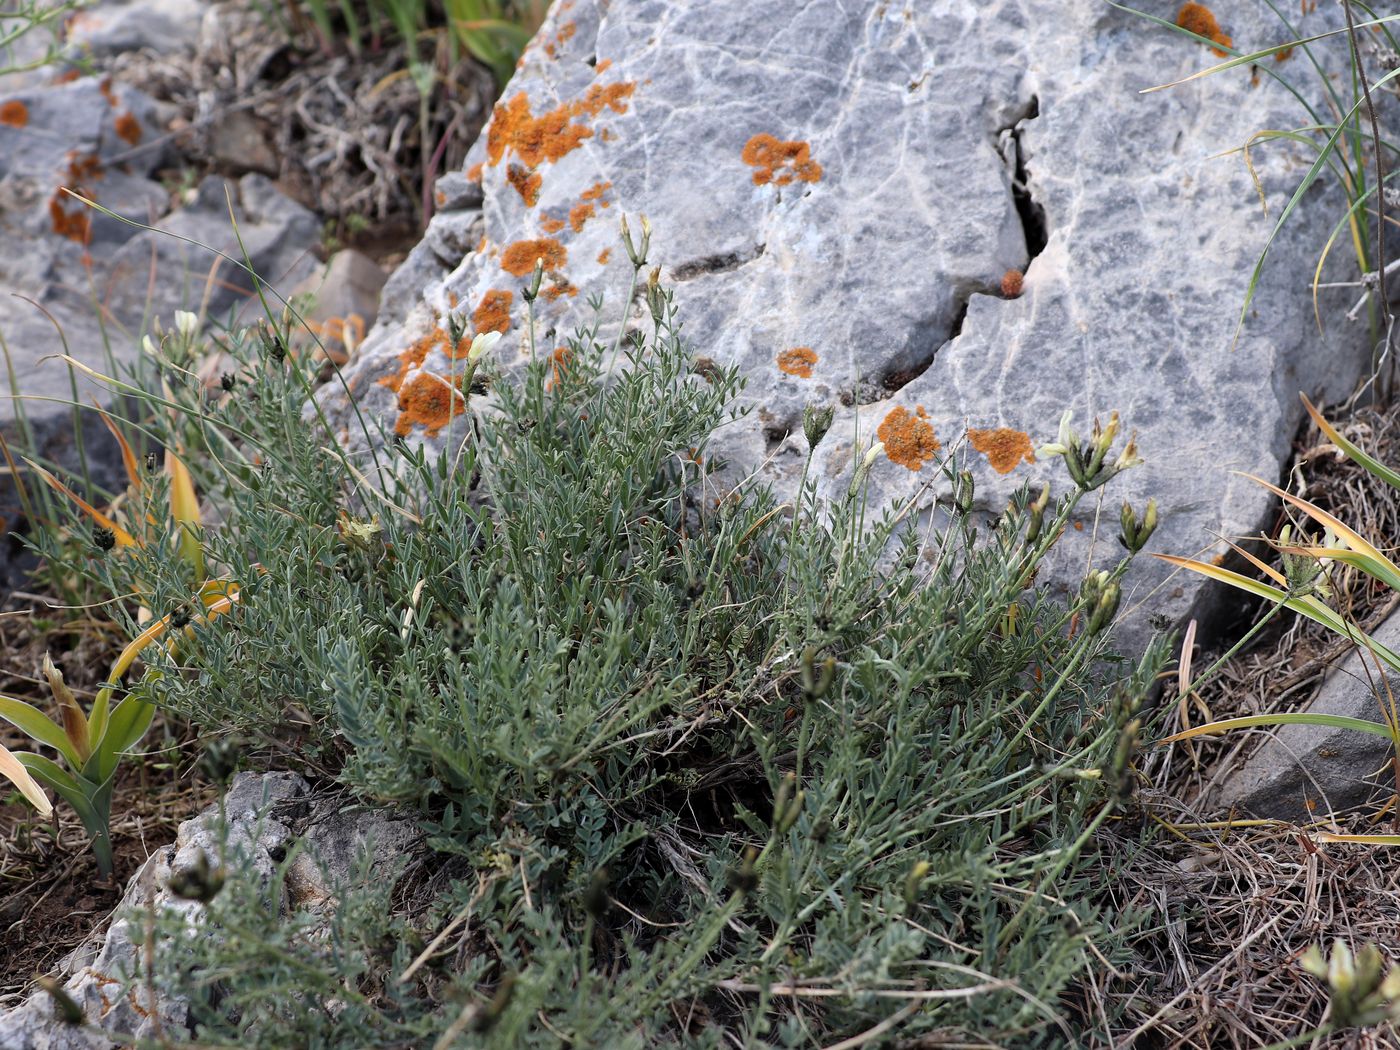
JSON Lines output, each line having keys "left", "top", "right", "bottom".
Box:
{"left": 38, "top": 262, "right": 1169, "bottom": 1046}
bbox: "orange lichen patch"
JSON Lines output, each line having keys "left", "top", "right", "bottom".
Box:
{"left": 877, "top": 405, "right": 939, "bottom": 472}
{"left": 506, "top": 163, "right": 542, "bottom": 206}
{"left": 51, "top": 68, "right": 82, "bottom": 84}
{"left": 49, "top": 195, "right": 91, "bottom": 242}
{"left": 543, "top": 279, "right": 578, "bottom": 301}
{"left": 473, "top": 289, "right": 513, "bottom": 334}
{"left": 66, "top": 151, "right": 103, "bottom": 183}
{"left": 576, "top": 81, "right": 637, "bottom": 119}
{"left": 393, "top": 370, "right": 465, "bottom": 438}
{"left": 301, "top": 314, "right": 366, "bottom": 364}
{"left": 569, "top": 202, "right": 595, "bottom": 232}
{"left": 595, "top": 58, "right": 612, "bottom": 74}
{"left": 967, "top": 427, "right": 1035, "bottom": 475}
{"left": 485, "top": 82, "right": 636, "bottom": 168}
{"left": 546, "top": 345, "right": 573, "bottom": 389}
{"left": 1001, "top": 269, "right": 1024, "bottom": 298}
{"left": 776, "top": 347, "right": 817, "bottom": 378}
{"left": 580, "top": 180, "right": 612, "bottom": 201}
{"left": 501, "top": 237, "right": 567, "bottom": 276}
{"left": 487, "top": 93, "right": 585, "bottom": 166}
{"left": 597, "top": 247, "right": 612, "bottom": 265}
{"left": 540, "top": 216, "right": 566, "bottom": 234}
{"left": 742, "top": 133, "right": 823, "bottom": 186}
{"left": 467, "top": 161, "right": 484, "bottom": 182}
{"left": 599, "top": 128, "right": 617, "bottom": 143}
{"left": 0, "top": 100, "right": 28, "bottom": 128}
{"left": 98, "top": 76, "right": 117, "bottom": 106}
{"left": 114, "top": 110, "right": 141, "bottom": 145}
{"left": 543, "top": 20, "right": 577, "bottom": 58}
{"left": 378, "top": 327, "right": 454, "bottom": 392}
{"left": 1275, "top": 45, "right": 1294, "bottom": 62}
{"left": 1176, "top": 3, "right": 1232, "bottom": 56}
{"left": 49, "top": 151, "right": 104, "bottom": 243}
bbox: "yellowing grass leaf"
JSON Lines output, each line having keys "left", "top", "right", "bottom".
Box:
{"left": 1161, "top": 712, "right": 1399, "bottom": 744}
{"left": 166, "top": 450, "right": 205, "bottom": 584}
{"left": 25, "top": 460, "right": 136, "bottom": 547}
{"left": 1315, "top": 833, "right": 1400, "bottom": 846}
{"left": 0, "top": 741, "right": 53, "bottom": 816}
{"left": 1152, "top": 553, "right": 1399, "bottom": 666}
{"left": 90, "top": 577, "right": 241, "bottom": 745}
{"left": 199, "top": 578, "right": 240, "bottom": 610}
{"left": 41, "top": 654, "right": 89, "bottom": 764}
{"left": 93, "top": 403, "right": 143, "bottom": 492}
{"left": 1301, "top": 394, "right": 1400, "bottom": 492}
{"left": 1236, "top": 472, "right": 1400, "bottom": 581}
{"left": 1223, "top": 538, "right": 1288, "bottom": 587}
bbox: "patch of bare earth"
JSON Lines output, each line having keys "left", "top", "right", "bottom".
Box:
{"left": 0, "top": 592, "right": 215, "bottom": 1007}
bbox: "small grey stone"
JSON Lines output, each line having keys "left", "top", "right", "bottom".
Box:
{"left": 104, "top": 173, "right": 320, "bottom": 325}
{"left": 424, "top": 209, "right": 484, "bottom": 267}
{"left": 288, "top": 249, "right": 387, "bottom": 362}
{"left": 285, "top": 808, "right": 419, "bottom": 909}
{"left": 63, "top": 0, "right": 206, "bottom": 58}
{"left": 1211, "top": 611, "right": 1400, "bottom": 821}
{"left": 0, "top": 77, "right": 165, "bottom": 182}
{"left": 432, "top": 170, "right": 484, "bottom": 213}
{"left": 206, "top": 110, "right": 278, "bottom": 177}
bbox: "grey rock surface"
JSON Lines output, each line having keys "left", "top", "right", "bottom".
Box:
{"left": 318, "top": 0, "right": 1374, "bottom": 648}
{"left": 64, "top": 0, "right": 206, "bottom": 59}
{"left": 287, "top": 249, "right": 388, "bottom": 364}
{"left": 102, "top": 172, "right": 320, "bottom": 326}
{"left": 1210, "top": 612, "right": 1400, "bottom": 822}
{"left": 0, "top": 772, "right": 417, "bottom": 1049}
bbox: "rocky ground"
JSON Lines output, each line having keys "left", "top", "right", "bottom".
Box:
{"left": 0, "top": 0, "right": 494, "bottom": 587}
{"left": 0, "top": 0, "right": 497, "bottom": 1016}
{"left": 3, "top": 0, "right": 1400, "bottom": 1046}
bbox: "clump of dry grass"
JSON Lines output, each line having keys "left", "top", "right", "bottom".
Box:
{"left": 1099, "top": 396, "right": 1400, "bottom": 1047}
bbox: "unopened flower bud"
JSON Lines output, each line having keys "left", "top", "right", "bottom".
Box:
{"left": 851, "top": 441, "right": 885, "bottom": 492}
{"left": 902, "top": 860, "right": 931, "bottom": 906}
{"left": 955, "top": 470, "right": 975, "bottom": 514}
{"left": 1118, "top": 497, "right": 1158, "bottom": 553}
{"left": 1026, "top": 483, "right": 1051, "bottom": 542}
{"left": 802, "top": 403, "right": 834, "bottom": 449}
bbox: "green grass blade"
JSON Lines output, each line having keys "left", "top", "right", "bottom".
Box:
{"left": 1302, "top": 394, "right": 1400, "bottom": 490}
{"left": 0, "top": 695, "right": 81, "bottom": 768}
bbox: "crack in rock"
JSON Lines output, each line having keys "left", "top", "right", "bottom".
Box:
{"left": 845, "top": 93, "right": 1047, "bottom": 405}
{"left": 999, "top": 94, "right": 1047, "bottom": 263}
{"left": 670, "top": 243, "right": 766, "bottom": 281}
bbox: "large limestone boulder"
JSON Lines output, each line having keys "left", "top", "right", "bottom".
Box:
{"left": 319, "top": 0, "right": 1374, "bottom": 641}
